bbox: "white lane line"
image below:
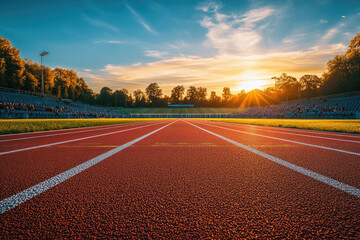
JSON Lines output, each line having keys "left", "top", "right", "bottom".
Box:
{"left": 208, "top": 120, "right": 360, "bottom": 139}
{"left": 203, "top": 121, "right": 360, "bottom": 143}
{"left": 0, "top": 121, "right": 158, "bottom": 143}
{"left": 194, "top": 121, "right": 360, "bottom": 156}
{"left": 0, "top": 120, "right": 138, "bottom": 137}
{"left": 0, "top": 120, "right": 177, "bottom": 214}
{"left": 185, "top": 121, "right": 360, "bottom": 198}
{"left": 0, "top": 120, "right": 168, "bottom": 156}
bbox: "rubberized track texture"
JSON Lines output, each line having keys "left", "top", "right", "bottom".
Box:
{"left": 0, "top": 119, "right": 359, "bottom": 239}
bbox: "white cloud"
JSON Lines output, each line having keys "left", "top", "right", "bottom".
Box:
{"left": 197, "top": 0, "right": 222, "bottom": 13}
{"left": 94, "top": 40, "right": 127, "bottom": 44}
{"left": 319, "top": 19, "right": 328, "bottom": 24}
{"left": 145, "top": 50, "right": 168, "bottom": 58}
{"left": 240, "top": 7, "right": 275, "bottom": 26}
{"left": 81, "top": 44, "right": 345, "bottom": 93}
{"left": 199, "top": 7, "right": 275, "bottom": 54}
{"left": 342, "top": 16, "right": 346, "bottom": 19}
{"left": 126, "top": 5, "right": 157, "bottom": 35}
{"left": 168, "top": 40, "right": 187, "bottom": 50}
{"left": 321, "top": 27, "right": 338, "bottom": 42}
{"left": 82, "top": 15, "right": 118, "bottom": 32}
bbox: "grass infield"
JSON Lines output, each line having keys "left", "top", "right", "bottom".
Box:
{"left": 0, "top": 118, "right": 164, "bottom": 135}
{"left": 203, "top": 119, "right": 360, "bottom": 134}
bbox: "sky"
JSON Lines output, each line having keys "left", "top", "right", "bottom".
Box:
{"left": 1, "top": 0, "right": 360, "bottom": 95}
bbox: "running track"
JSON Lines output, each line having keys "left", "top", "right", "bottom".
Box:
{"left": 0, "top": 119, "right": 359, "bottom": 238}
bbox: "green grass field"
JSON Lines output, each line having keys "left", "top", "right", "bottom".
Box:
{"left": 0, "top": 118, "right": 164, "bottom": 135}
{"left": 113, "top": 108, "right": 246, "bottom": 114}
{"left": 1, "top": 118, "right": 359, "bottom": 135}
{"left": 203, "top": 119, "right": 360, "bottom": 134}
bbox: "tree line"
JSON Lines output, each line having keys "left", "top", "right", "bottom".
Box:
{"left": 1, "top": 32, "right": 359, "bottom": 108}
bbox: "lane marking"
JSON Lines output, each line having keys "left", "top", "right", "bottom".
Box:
{"left": 0, "top": 120, "right": 177, "bottom": 214}
{"left": 0, "top": 121, "right": 158, "bottom": 143}
{"left": 0, "top": 120, "right": 169, "bottom": 156}
{"left": 194, "top": 120, "right": 360, "bottom": 156}
{"left": 185, "top": 121, "right": 360, "bottom": 198}
{"left": 202, "top": 121, "right": 360, "bottom": 143}
{"left": 0, "top": 120, "right": 143, "bottom": 137}
{"left": 206, "top": 121, "right": 360, "bottom": 139}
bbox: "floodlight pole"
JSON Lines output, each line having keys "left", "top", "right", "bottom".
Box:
{"left": 40, "top": 51, "right": 49, "bottom": 96}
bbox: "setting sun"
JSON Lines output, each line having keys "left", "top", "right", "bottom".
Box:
{"left": 236, "top": 80, "right": 267, "bottom": 92}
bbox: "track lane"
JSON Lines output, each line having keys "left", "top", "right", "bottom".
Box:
{"left": 0, "top": 120, "right": 173, "bottom": 200}
{"left": 0, "top": 121, "right": 359, "bottom": 239}
{"left": 235, "top": 122, "right": 360, "bottom": 139}
{"left": 194, "top": 120, "right": 360, "bottom": 156}
{"left": 202, "top": 120, "right": 360, "bottom": 142}
{"left": 0, "top": 120, "right": 161, "bottom": 143}
{"left": 0, "top": 120, "right": 168, "bottom": 154}
{"left": 191, "top": 120, "right": 360, "bottom": 188}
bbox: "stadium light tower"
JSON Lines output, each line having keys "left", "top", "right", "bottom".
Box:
{"left": 40, "top": 51, "right": 49, "bottom": 96}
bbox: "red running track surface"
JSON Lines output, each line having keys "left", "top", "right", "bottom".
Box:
{"left": 0, "top": 119, "right": 359, "bottom": 239}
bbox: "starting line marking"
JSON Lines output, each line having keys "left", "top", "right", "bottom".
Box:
{"left": 0, "top": 120, "right": 176, "bottom": 214}
{"left": 185, "top": 120, "right": 360, "bottom": 198}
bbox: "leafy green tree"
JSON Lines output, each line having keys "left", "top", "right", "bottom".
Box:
{"left": 43, "top": 66, "right": 55, "bottom": 94}
{"left": 272, "top": 73, "right": 299, "bottom": 101}
{"left": 185, "top": 86, "right": 197, "bottom": 105}
{"left": 146, "top": 82, "right": 162, "bottom": 106}
{"left": 23, "top": 59, "right": 40, "bottom": 91}
{"left": 0, "top": 36, "right": 25, "bottom": 88}
{"left": 170, "top": 85, "right": 185, "bottom": 104}
{"left": 209, "top": 91, "right": 221, "bottom": 107}
{"left": 299, "top": 75, "right": 323, "bottom": 97}
{"left": 321, "top": 31, "right": 360, "bottom": 94}
{"left": 99, "top": 86, "right": 113, "bottom": 106}
{"left": 113, "top": 88, "right": 128, "bottom": 107}
{"left": 197, "top": 87, "right": 207, "bottom": 107}
{"left": 133, "top": 89, "right": 147, "bottom": 107}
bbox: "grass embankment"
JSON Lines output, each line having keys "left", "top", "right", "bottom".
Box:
{"left": 0, "top": 118, "right": 164, "bottom": 135}
{"left": 204, "top": 119, "right": 360, "bottom": 134}
{"left": 114, "top": 108, "right": 246, "bottom": 114}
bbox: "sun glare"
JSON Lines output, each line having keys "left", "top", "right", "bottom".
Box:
{"left": 236, "top": 80, "right": 267, "bottom": 92}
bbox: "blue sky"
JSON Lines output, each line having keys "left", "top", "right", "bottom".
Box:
{"left": 1, "top": 0, "right": 360, "bottom": 94}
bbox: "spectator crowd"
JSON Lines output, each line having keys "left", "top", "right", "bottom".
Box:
{"left": 0, "top": 101, "right": 126, "bottom": 118}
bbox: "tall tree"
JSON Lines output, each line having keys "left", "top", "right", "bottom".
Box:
{"left": 99, "top": 86, "right": 113, "bottom": 106}
{"left": 170, "top": 85, "right": 185, "bottom": 104}
{"left": 321, "top": 31, "right": 360, "bottom": 94}
{"left": 113, "top": 88, "right": 128, "bottom": 107}
{"left": 23, "top": 59, "right": 40, "bottom": 91}
{"left": 197, "top": 87, "right": 207, "bottom": 106}
{"left": 272, "top": 73, "right": 299, "bottom": 101}
{"left": 222, "top": 87, "right": 231, "bottom": 101}
{"left": 209, "top": 91, "right": 221, "bottom": 107}
{"left": 145, "top": 82, "right": 162, "bottom": 106}
{"left": 299, "top": 75, "right": 323, "bottom": 97}
{"left": 133, "top": 89, "right": 146, "bottom": 107}
{"left": 0, "top": 36, "right": 25, "bottom": 88}
{"left": 185, "top": 86, "right": 198, "bottom": 105}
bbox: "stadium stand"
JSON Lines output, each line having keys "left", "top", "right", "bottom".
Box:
{"left": 235, "top": 91, "right": 360, "bottom": 119}
{"left": 0, "top": 88, "right": 125, "bottom": 119}
{"left": 1, "top": 87, "right": 359, "bottom": 119}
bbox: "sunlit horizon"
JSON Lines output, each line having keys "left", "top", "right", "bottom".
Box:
{"left": 1, "top": 0, "right": 359, "bottom": 95}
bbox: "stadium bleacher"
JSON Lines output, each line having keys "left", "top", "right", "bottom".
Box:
{"left": 1, "top": 88, "right": 359, "bottom": 119}
{"left": 236, "top": 92, "right": 360, "bottom": 119}
{"left": 0, "top": 88, "right": 125, "bottom": 119}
